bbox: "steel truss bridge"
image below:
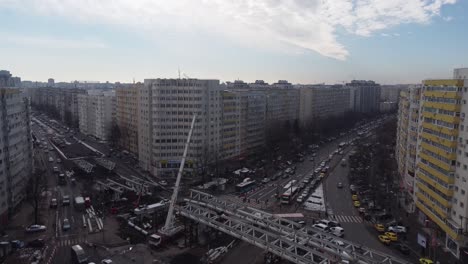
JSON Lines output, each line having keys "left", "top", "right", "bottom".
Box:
{"left": 178, "top": 189, "right": 411, "bottom": 264}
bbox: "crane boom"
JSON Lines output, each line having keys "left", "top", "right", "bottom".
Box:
{"left": 160, "top": 115, "right": 197, "bottom": 234}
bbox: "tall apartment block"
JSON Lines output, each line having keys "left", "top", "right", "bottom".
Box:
{"left": 396, "top": 85, "right": 420, "bottom": 213}
{"left": 116, "top": 84, "right": 141, "bottom": 155}
{"left": 348, "top": 80, "right": 381, "bottom": 113}
{"left": 396, "top": 68, "right": 468, "bottom": 258}
{"left": 77, "top": 90, "right": 116, "bottom": 141}
{"left": 299, "top": 84, "right": 351, "bottom": 127}
{"left": 0, "top": 88, "right": 33, "bottom": 225}
{"left": 142, "top": 79, "right": 221, "bottom": 177}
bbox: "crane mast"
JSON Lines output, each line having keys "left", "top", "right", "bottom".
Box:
{"left": 159, "top": 115, "right": 197, "bottom": 235}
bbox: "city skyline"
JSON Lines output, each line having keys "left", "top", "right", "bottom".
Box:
{"left": 1, "top": 0, "right": 467, "bottom": 84}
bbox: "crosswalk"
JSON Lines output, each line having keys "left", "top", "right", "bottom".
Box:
{"left": 329, "top": 215, "right": 366, "bottom": 223}
{"left": 56, "top": 236, "right": 87, "bottom": 247}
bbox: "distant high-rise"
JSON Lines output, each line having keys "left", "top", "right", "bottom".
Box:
{"left": 347, "top": 80, "right": 381, "bottom": 113}
{"left": 116, "top": 84, "right": 141, "bottom": 155}
{"left": 47, "top": 78, "right": 55, "bottom": 87}
{"left": 0, "top": 88, "right": 33, "bottom": 225}
{"left": 77, "top": 90, "right": 116, "bottom": 141}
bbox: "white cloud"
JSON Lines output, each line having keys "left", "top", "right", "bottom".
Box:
{"left": 0, "top": 0, "right": 457, "bottom": 60}
{"left": 443, "top": 16, "right": 454, "bottom": 21}
{"left": 380, "top": 33, "right": 390, "bottom": 37}
{"left": 3, "top": 35, "right": 107, "bottom": 49}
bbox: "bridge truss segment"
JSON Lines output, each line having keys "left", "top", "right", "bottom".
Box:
{"left": 180, "top": 189, "right": 411, "bottom": 264}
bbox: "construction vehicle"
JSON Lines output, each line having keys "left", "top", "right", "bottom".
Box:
{"left": 150, "top": 115, "right": 197, "bottom": 246}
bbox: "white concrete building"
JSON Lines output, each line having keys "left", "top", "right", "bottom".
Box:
{"left": 0, "top": 88, "right": 33, "bottom": 225}
{"left": 77, "top": 90, "right": 116, "bottom": 141}
{"left": 144, "top": 79, "right": 221, "bottom": 177}
{"left": 299, "top": 85, "right": 351, "bottom": 127}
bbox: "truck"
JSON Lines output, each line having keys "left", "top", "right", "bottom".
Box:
{"left": 74, "top": 196, "right": 85, "bottom": 210}
{"left": 71, "top": 244, "right": 88, "bottom": 264}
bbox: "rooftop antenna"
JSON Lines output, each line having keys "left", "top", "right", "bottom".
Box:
{"left": 133, "top": 78, "right": 135, "bottom": 84}
{"left": 178, "top": 67, "right": 181, "bottom": 79}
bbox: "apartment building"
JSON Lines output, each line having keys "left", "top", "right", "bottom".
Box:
{"left": 396, "top": 85, "right": 420, "bottom": 213}
{"left": 414, "top": 75, "right": 466, "bottom": 257}
{"left": 77, "top": 90, "right": 116, "bottom": 141}
{"left": 144, "top": 79, "right": 221, "bottom": 177}
{"left": 299, "top": 85, "right": 351, "bottom": 127}
{"left": 116, "top": 84, "right": 141, "bottom": 155}
{"left": 0, "top": 88, "right": 33, "bottom": 225}
{"left": 138, "top": 83, "right": 153, "bottom": 172}
{"left": 220, "top": 86, "right": 266, "bottom": 160}
{"left": 30, "top": 87, "right": 86, "bottom": 127}
{"left": 348, "top": 80, "right": 381, "bottom": 113}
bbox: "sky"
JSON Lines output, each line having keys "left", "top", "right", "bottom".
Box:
{"left": 1, "top": 0, "right": 467, "bottom": 85}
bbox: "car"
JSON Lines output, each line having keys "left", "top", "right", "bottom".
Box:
{"left": 11, "top": 240, "right": 25, "bottom": 249}
{"left": 419, "top": 258, "right": 433, "bottom": 264}
{"left": 349, "top": 184, "right": 356, "bottom": 191}
{"left": 385, "top": 232, "right": 398, "bottom": 241}
{"left": 62, "top": 195, "right": 71, "bottom": 206}
{"left": 309, "top": 157, "right": 314, "bottom": 161}
{"left": 351, "top": 194, "right": 358, "bottom": 201}
{"left": 50, "top": 198, "right": 58, "bottom": 208}
{"left": 312, "top": 223, "right": 330, "bottom": 232}
{"left": 261, "top": 178, "right": 270, "bottom": 184}
{"left": 378, "top": 235, "right": 391, "bottom": 245}
{"left": 318, "top": 219, "right": 341, "bottom": 228}
{"left": 393, "top": 242, "right": 410, "bottom": 255}
{"left": 57, "top": 158, "right": 61, "bottom": 163}
{"left": 101, "top": 260, "right": 113, "bottom": 264}
{"left": 48, "top": 157, "right": 54, "bottom": 162}
{"left": 353, "top": 201, "right": 360, "bottom": 207}
{"left": 312, "top": 153, "right": 317, "bottom": 157}
{"left": 28, "top": 239, "right": 45, "bottom": 248}
{"left": 25, "top": 225, "right": 46, "bottom": 233}
{"left": 329, "top": 227, "right": 344, "bottom": 237}
{"left": 337, "top": 182, "right": 343, "bottom": 188}
{"left": 62, "top": 218, "right": 71, "bottom": 231}
{"left": 159, "top": 180, "right": 168, "bottom": 186}
{"left": 296, "top": 196, "right": 304, "bottom": 203}
{"left": 388, "top": 226, "right": 407, "bottom": 234}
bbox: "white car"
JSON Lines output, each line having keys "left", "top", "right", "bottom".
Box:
{"left": 25, "top": 224, "right": 47, "bottom": 233}
{"left": 101, "top": 260, "right": 113, "bottom": 264}
{"left": 159, "top": 180, "right": 168, "bottom": 186}
{"left": 296, "top": 195, "right": 304, "bottom": 203}
{"left": 330, "top": 226, "right": 344, "bottom": 237}
{"left": 388, "top": 226, "right": 407, "bottom": 233}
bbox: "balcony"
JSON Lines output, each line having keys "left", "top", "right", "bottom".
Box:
{"left": 415, "top": 191, "right": 449, "bottom": 217}
{"left": 422, "top": 122, "right": 458, "bottom": 137}
{"left": 420, "top": 142, "right": 457, "bottom": 160}
{"left": 417, "top": 172, "right": 453, "bottom": 196}
{"left": 423, "top": 90, "right": 462, "bottom": 100}
{"left": 418, "top": 162, "right": 454, "bottom": 184}
{"left": 419, "top": 152, "right": 453, "bottom": 172}
{"left": 416, "top": 200, "right": 460, "bottom": 240}
{"left": 420, "top": 132, "right": 457, "bottom": 148}
{"left": 423, "top": 101, "right": 461, "bottom": 112}
{"left": 416, "top": 182, "right": 451, "bottom": 208}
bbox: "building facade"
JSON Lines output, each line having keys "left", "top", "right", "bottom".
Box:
{"left": 77, "top": 90, "right": 116, "bottom": 141}
{"left": 144, "top": 79, "right": 221, "bottom": 177}
{"left": 396, "top": 85, "right": 420, "bottom": 213}
{"left": 299, "top": 85, "right": 351, "bottom": 127}
{"left": 348, "top": 80, "right": 381, "bottom": 113}
{"left": 414, "top": 77, "right": 466, "bottom": 257}
{"left": 30, "top": 87, "right": 86, "bottom": 127}
{"left": 0, "top": 88, "right": 33, "bottom": 225}
{"left": 116, "top": 84, "right": 140, "bottom": 155}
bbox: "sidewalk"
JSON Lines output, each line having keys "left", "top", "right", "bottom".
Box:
{"left": 394, "top": 202, "right": 459, "bottom": 264}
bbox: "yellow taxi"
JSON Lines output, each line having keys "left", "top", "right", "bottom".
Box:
{"left": 353, "top": 201, "right": 361, "bottom": 207}
{"left": 419, "top": 258, "right": 433, "bottom": 264}
{"left": 352, "top": 194, "right": 358, "bottom": 201}
{"left": 378, "top": 235, "right": 391, "bottom": 245}
{"left": 384, "top": 232, "right": 398, "bottom": 241}
{"left": 374, "top": 224, "right": 385, "bottom": 232}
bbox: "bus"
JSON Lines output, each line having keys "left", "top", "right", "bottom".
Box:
{"left": 283, "top": 180, "right": 297, "bottom": 190}
{"left": 281, "top": 186, "right": 299, "bottom": 204}
{"left": 71, "top": 244, "right": 88, "bottom": 264}
{"left": 236, "top": 179, "right": 256, "bottom": 194}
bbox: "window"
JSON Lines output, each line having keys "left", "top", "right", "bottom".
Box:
{"left": 460, "top": 202, "right": 464, "bottom": 208}
{"left": 462, "top": 189, "right": 466, "bottom": 195}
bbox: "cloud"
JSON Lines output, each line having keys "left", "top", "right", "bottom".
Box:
{"left": 0, "top": 0, "right": 457, "bottom": 60}
{"left": 443, "top": 16, "right": 454, "bottom": 21}
{"left": 3, "top": 35, "right": 107, "bottom": 49}
{"left": 380, "top": 33, "right": 390, "bottom": 37}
